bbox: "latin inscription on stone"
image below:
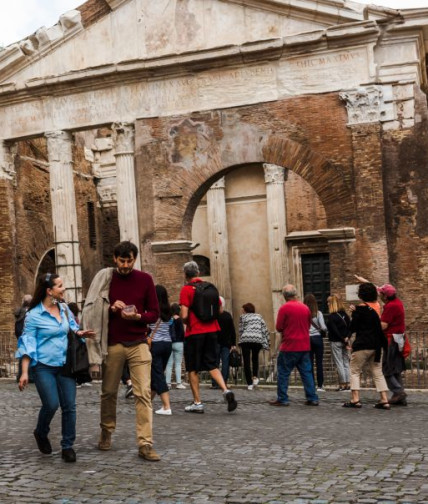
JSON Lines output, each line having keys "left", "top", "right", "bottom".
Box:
{"left": 1, "top": 48, "right": 371, "bottom": 138}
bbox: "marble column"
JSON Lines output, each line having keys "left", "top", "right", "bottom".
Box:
{"left": 46, "top": 131, "right": 82, "bottom": 304}
{"left": 112, "top": 122, "right": 141, "bottom": 270}
{"left": 263, "top": 164, "right": 289, "bottom": 318}
{"left": 206, "top": 177, "right": 232, "bottom": 310}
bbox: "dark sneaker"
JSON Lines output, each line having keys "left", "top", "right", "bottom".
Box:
{"left": 33, "top": 430, "right": 52, "bottom": 454}
{"left": 268, "top": 399, "right": 289, "bottom": 407}
{"left": 98, "top": 429, "right": 112, "bottom": 451}
{"left": 61, "top": 448, "right": 76, "bottom": 463}
{"left": 223, "top": 390, "right": 238, "bottom": 412}
{"left": 184, "top": 402, "right": 204, "bottom": 414}
{"left": 389, "top": 392, "right": 407, "bottom": 405}
{"left": 138, "top": 445, "right": 161, "bottom": 461}
{"left": 305, "top": 400, "right": 319, "bottom": 406}
{"left": 125, "top": 384, "right": 134, "bottom": 399}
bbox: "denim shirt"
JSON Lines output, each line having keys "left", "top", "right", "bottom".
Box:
{"left": 16, "top": 302, "right": 80, "bottom": 367}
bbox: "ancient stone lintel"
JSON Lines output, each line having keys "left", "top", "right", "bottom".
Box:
{"left": 263, "top": 164, "right": 285, "bottom": 184}
{"left": 151, "top": 240, "right": 199, "bottom": 254}
{"left": 112, "top": 122, "right": 135, "bottom": 155}
{"left": 339, "top": 86, "right": 383, "bottom": 125}
{"left": 285, "top": 227, "right": 356, "bottom": 242}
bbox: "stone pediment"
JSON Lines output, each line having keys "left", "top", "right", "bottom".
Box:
{"left": 0, "top": 0, "right": 394, "bottom": 86}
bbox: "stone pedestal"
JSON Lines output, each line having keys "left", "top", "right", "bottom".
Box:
{"left": 206, "top": 177, "right": 232, "bottom": 310}
{"left": 46, "top": 131, "right": 82, "bottom": 304}
{"left": 112, "top": 122, "right": 141, "bottom": 270}
{"left": 263, "top": 164, "right": 288, "bottom": 318}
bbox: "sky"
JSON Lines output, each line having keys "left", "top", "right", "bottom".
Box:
{"left": 0, "top": 0, "right": 428, "bottom": 48}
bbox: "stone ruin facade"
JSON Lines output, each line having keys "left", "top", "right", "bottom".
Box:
{"left": 1, "top": 0, "right": 428, "bottom": 347}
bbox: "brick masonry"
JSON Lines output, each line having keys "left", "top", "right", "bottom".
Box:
{"left": 1, "top": 90, "right": 428, "bottom": 344}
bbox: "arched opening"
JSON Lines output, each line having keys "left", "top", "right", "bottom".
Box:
{"left": 191, "top": 163, "right": 328, "bottom": 330}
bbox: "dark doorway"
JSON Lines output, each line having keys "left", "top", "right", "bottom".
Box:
{"left": 37, "top": 249, "right": 56, "bottom": 278}
{"left": 301, "top": 253, "right": 330, "bottom": 314}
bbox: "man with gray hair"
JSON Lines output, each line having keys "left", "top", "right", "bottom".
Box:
{"left": 180, "top": 261, "right": 237, "bottom": 413}
{"left": 269, "top": 284, "right": 319, "bottom": 406}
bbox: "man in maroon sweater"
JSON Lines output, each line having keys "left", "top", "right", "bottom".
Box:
{"left": 269, "top": 284, "right": 319, "bottom": 407}
{"left": 83, "top": 241, "right": 160, "bottom": 461}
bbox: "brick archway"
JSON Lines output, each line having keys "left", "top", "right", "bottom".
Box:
{"left": 181, "top": 134, "right": 354, "bottom": 236}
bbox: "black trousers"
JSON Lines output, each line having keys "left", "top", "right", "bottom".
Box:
{"left": 240, "top": 342, "right": 262, "bottom": 385}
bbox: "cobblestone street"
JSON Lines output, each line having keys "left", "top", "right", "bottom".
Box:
{"left": 1, "top": 379, "right": 427, "bottom": 504}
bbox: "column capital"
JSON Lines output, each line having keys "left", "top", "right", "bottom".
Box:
{"left": 0, "top": 140, "right": 15, "bottom": 180}
{"left": 45, "top": 131, "right": 73, "bottom": 163}
{"left": 112, "top": 122, "right": 135, "bottom": 155}
{"left": 263, "top": 164, "right": 285, "bottom": 184}
{"left": 209, "top": 177, "right": 226, "bottom": 190}
{"left": 339, "top": 86, "right": 383, "bottom": 125}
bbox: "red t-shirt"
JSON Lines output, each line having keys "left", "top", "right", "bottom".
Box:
{"left": 381, "top": 297, "right": 405, "bottom": 341}
{"left": 108, "top": 269, "right": 159, "bottom": 345}
{"left": 276, "top": 300, "right": 312, "bottom": 352}
{"left": 179, "top": 278, "right": 220, "bottom": 336}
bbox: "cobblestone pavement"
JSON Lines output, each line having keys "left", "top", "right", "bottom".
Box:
{"left": 1, "top": 379, "right": 428, "bottom": 504}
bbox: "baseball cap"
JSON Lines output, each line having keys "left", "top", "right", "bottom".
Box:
{"left": 377, "top": 284, "right": 396, "bottom": 297}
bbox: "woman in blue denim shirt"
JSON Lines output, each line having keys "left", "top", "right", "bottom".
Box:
{"left": 16, "top": 273, "right": 94, "bottom": 463}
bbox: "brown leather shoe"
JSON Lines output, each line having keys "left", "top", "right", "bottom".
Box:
{"left": 138, "top": 445, "right": 161, "bottom": 461}
{"left": 268, "top": 399, "right": 289, "bottom": 406}
{"left": 98, "top": 430, "right": 112, "bottom": 451}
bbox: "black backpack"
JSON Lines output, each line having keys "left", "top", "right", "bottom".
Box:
{"left": 188, "top": 281, "right": 220, "bottom": 322}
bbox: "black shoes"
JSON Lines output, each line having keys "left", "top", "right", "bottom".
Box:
{"left": 61, "top": 448, "right": 76, "bottom": 463}
{"left": 305, "top": 400, "right": 319, "bottom": 406}
{"left": 33, "top": 430, "right": 52, "bottom": 454}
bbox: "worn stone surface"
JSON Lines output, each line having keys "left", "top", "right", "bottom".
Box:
{"left": 1, "top": 380, "right": 428, "bottom": 503}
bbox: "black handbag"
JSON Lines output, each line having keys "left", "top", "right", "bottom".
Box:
{"left": 62, "top": 306, "right": 92, "bottom": 384}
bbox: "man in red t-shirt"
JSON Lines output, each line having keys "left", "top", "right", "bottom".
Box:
{"left": 378, "top": 284, "right": 407, "bottom": 405}
{"left": 269, "top": 284, "right": 319, "bottom": 407}
{"left": 82, "top": 241, "right": 160, "bottom": 461}
{"left": 179, "top": 261, "right": 237, "bottom": 414}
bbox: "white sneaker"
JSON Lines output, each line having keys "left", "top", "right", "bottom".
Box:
{"left": 252, "top": 377, "right": 259, "bottom": 386}
{"left": 175, "top": 383, "right": 186, "bottom": 389}
{"left": 247, "top": 385, "right": 254, "bottom": 391}
{"left": 82, "top": 382, "right": 92, "bottom": 387}
{"left": 155, "top": 408, "right": 172, "bottom": 415}
{"left": 317, "top": 387, "right": 326, "bottom": 392}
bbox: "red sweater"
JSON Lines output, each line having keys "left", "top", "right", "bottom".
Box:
{"left": 276, "top": 300, "right": 311, "bottom": 352}
{"left": 108, "top": 269, "right": 159, "bottom": 345}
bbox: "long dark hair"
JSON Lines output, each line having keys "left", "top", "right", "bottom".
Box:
{"left": 155, "top": 284, "right": 171, "bottom": 322}
{"left": 28, "top": 273, "right": 59, "bottom": 311}
{"left": 304, "top": 293, "right": 318, "bottom": 318}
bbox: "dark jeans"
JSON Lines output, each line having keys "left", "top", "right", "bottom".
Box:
{"left": 241, "top": 342, "right": 262, "bottom": 386}
{"left": 150, "top": 341, "right": 172, "bottom": 395}
{"left": 310, "top": 335, "right": 324, "bottom": 388}
{"left": 33, "top": 362, "right": 77, "bottom": 449}
{"left": 277, "top": 351, "right": 318, "bottom": 404}
{"left": 211, "top": 344, "right": 230, "bottom": 386}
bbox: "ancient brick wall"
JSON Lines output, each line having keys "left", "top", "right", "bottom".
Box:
{"left": 381, "top": 88, "right": 428, "bottom": 328}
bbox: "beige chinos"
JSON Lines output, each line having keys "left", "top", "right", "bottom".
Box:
{"left": 350, "top": 349, "right": 388, "bottom": 392}
{"left": 101, "top": 343, "right": 153, "bottom": 447}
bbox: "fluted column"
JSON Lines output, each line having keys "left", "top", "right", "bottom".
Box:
{"left": 46, "top": 131, "right": 82, "bottom": 304}
{"left": 263, "top": 164, "right": 289, "bottom": 318}
{"left": 206, "top": 177, "right": 232, "bottom": 310}
{"left": 112, "top": 122, "right": 141, "bottom": 270}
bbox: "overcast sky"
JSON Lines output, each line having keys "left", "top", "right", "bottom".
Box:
{"left": 0, "top": 0, "right": 427, "bottom": 47}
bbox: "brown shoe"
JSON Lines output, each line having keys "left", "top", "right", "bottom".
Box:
{"left": 98, "top": 430, "right": 112, "bottom": 451}
{"left": 138, "top": 445, "right": 161, "bottom": 462}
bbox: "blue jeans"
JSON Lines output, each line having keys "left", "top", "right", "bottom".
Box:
{"left": 165, "top": 342, "right": 184, "bottom": 385}
{"left": 33, "top": 363, "right": 77, "bottom": 449}
{"left": 211, "top": 344, "right": 230, "bottom": 386}
{"left": 277, "top": 351, "right": 318, "bottom": 404}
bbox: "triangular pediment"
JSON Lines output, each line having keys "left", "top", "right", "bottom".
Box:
{"left": 0, "top": 0, "right": 382, "bottom": 85}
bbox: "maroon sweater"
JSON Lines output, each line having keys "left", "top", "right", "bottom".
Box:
{"left": 108, "top": 269, "right": 159, "bottom": 346}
